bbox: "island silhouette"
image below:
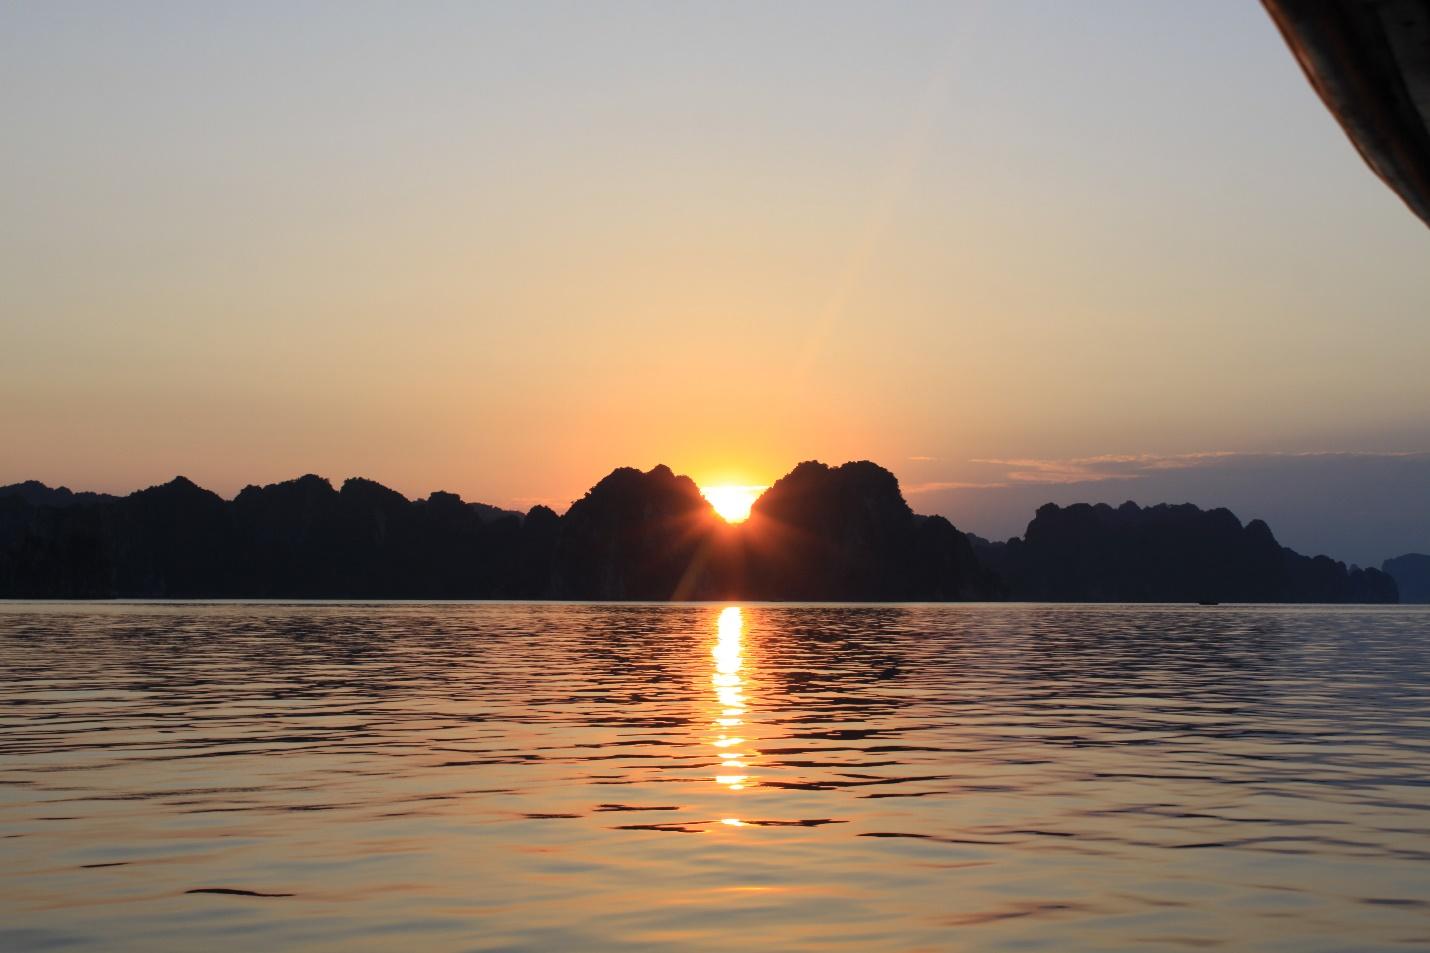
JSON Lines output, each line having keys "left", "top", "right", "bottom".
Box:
{"left": 1382, "top": 553, "right": 1430, "bottom": 604}
{"left": 0, "top": 461, "right": 1400, "bottom": 603}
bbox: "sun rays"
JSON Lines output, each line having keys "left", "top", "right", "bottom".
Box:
{"left": 700, "top": 485, "right": 766, "bottom": 523}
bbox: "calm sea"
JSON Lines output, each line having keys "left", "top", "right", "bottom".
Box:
{"left": 2, "top": 602, "right": 1428, "bottom": 951}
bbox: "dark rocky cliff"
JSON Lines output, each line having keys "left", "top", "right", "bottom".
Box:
{"left": 739, "top": 461, "right": 999, "bottom": 601}
{"left": 0, "top": 462, "right": 996, "bottom": 601}
{"left": 0, "top": 470, "right": 1401, "bottom": 603}
{"left": 971, "top": 501, "right": 1398, "bottom": 603}
{"left": 547, "top": 465, "right": 735, "bottom": 600}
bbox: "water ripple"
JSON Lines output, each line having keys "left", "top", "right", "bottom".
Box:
{"left": 1, "top": 601, "right": 1428, "bottom": 951}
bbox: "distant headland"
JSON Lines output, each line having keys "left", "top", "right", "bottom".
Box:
{"left": 0, "top": 461, "right": 1404, "bottom": 603}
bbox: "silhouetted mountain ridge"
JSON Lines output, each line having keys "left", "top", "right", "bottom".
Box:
{"left": 0, "top": 480, "right": 116, "bottom": 508}
{"left": 0, "top": 467, "right": 1402, "bottom": 602}
{"left": 969, "top": 500, "right": 1397, "bottom": 603}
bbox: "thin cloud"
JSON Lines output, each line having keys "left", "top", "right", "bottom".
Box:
{"left": 914, "top": 449, "right": 1430, "bottom": 490}
{"left": 905, "top": 480, "right": 1009, "bottom": 494}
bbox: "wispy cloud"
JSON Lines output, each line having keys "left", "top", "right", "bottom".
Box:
{"left": 905, "top": 480, "right": 1007, "bottom": 493}
{"left": 904, "top": 449, "right": 1430, "bottom": 494}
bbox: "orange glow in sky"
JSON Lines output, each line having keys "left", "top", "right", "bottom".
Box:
{"left": 701, "top": 485, "right": 766, "bottom": 523}
{"left": 4, "top": 2, "right": 1428, "bottom": 570}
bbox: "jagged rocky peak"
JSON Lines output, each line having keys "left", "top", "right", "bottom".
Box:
{"left": 130, "top": 475, "right": 226, "bottom": 506}
{"left": 741, "top": 459, "right": 994, "bottom": 601}
{"left": 580, "top": 464, "right": 708, "bottom": 508}
{"left": 340, "top": 477, "right": 410, "bottom": 511}
{"left": 0, "top": 480, "right": 116, "bottom": 507}
{"left": 525, "top": 504, "right": 558, "bottom": 522}
{"left": 752, "top": 459, "right": 912, "bottom": 527}
{"left": 143, "top": 475, "right": 200, "bottom": 493}
{"left": 235, "top": 473, "right": 338, "bottom": 505}
{"left": 547, "top": 464, "right": 725, "bottom": 601}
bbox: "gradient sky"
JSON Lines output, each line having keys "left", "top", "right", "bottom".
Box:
{"left": 3, "top": 1, "right": 1427, "bottom": 564}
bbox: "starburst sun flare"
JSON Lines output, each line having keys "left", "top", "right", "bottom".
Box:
{"left": 700, "top": 485, "right": 766, "bottom": 523}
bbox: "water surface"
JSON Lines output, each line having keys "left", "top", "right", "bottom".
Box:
{"left": 2, "top": 602, "right": 1428, "bottom": 951}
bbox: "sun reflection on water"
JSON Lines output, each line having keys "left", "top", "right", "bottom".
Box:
{"left": 711, "top": 606, "right": 751, "bottom": 795}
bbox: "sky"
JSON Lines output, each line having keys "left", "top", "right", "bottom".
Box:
{"left": 2, "top": 1, "right": 1427, "bottom": 566}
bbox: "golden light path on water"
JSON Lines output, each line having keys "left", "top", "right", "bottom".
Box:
{"left": 711, "top": 606, "right": 751, "bottom": 827}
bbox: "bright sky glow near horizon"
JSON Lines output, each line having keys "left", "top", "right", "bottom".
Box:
{"left": 2, "top": 1, "right": 1428, "bottom": 564}
{"left": 702, "top": 485, "right": 767, "bottom": 523}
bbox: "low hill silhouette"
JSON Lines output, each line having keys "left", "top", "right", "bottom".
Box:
{"left": 969, "top": 501, "right": 1397, "bottom": 603}
{"left": 0, "top": 464, "right": 1402, "bottom": 602}
{"left": 0, "top": 481, "right": 115, "bottom": 508}
{"left": 1382, "top": 553, "right": 1430, "bottom": 603}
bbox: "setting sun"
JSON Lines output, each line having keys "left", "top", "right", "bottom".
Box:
{"left": 701, "top": 485, "right": 766, "bottom": 523}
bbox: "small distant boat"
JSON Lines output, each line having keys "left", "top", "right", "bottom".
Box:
{"left": 1197, "top": 600, "right": 1220, "bottom": 606}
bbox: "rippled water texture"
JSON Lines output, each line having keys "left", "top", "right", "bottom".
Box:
{"left": 2, "top": 602, "right": 1429, "bottom": 951}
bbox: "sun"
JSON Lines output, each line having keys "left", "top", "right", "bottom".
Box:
{"left": 701, "top": 484, "right": 766, "bottom": 523}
